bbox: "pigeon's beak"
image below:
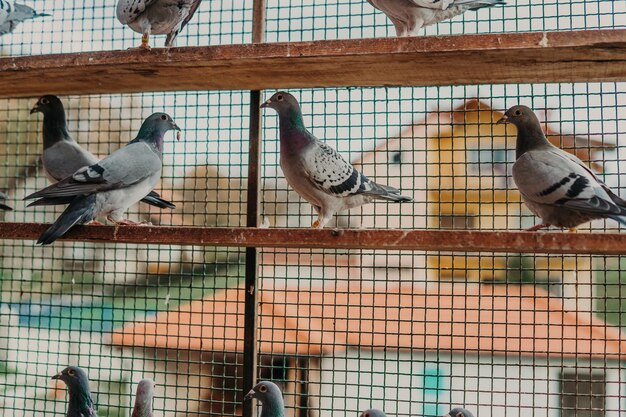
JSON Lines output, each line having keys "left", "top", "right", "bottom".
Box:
{"left": 36, "top": 12, "right": 51, "bottom": 17}
{"left": 243, "top": 389, "right": 255, "bottom": 401}
{"left": 30, "top": 105, "right": 40, "bottom": 114}
{"left": 496, "top": 114, "right": 509, "bottom": 124}
{"left": 260, "top": 99, "right": 271, "bottom": 109}
{"left": 51, "top": 372, "right": 62, "bottom": 380}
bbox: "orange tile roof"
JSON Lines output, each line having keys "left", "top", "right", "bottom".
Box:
{"left": 111, "top": 283, "right": 626, "bottom": 361}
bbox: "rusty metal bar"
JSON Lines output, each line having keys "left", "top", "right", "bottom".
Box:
{"left": 2, "top": 223, "right": 626, "bottom": 255}
{"left": 243, "top": 0, "right": 266, "bottom": 416}
{"left": 1, "top": 29, "right": 625, "bottom": 98}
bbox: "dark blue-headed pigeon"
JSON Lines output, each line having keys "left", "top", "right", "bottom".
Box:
{"left": 244, "top": 381, "right": 285, "bottom": 417}
{"left": 51, "top": 366, "right": 97, "bottom": 417}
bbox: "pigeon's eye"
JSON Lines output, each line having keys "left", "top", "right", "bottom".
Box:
{"left": 41, "top": 98, "right": 49, "bottom": 105}
{"left": 160, "top": 115, "right": 167, "bottom": 120}
{"left": 259, "top": 385, "right": 268, "bottom": 392}
{"left": 277, "top": 95, "right": 284, "bottom": 101}
{"left": 514, "top": 110, "right": 522, "bottom": 116}
{"left": 67, "top": 369, "right": 75, "bottom": 376}
{"left": 456, "top": 413, "right": 463, "bottom": 417}
{"left": 364, "top": 413, "right": 369, "bottom": 417}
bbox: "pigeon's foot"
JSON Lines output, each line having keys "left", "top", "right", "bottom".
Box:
{"left": 568, "top": 227, "right": 578, "bottom": 233}
{"left": 525, "top": 223, "right": 548, "bottom": 232}
{"left": 85, "top": 220, "right": 104, "bottom": 226}
{"left": 109, "top": 217, "right": 151, "bottom": 226}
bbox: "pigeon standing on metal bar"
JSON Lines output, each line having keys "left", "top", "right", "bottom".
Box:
{"left": 444, "top": 408, "right": 475, "bottom": 417}
{"left": 25, "top": 112, "right": 180, "bottom": 245}
{"left": 0, "top": 191, "right": 12, "bottom": 210}
{"left": 498, "top": 105, "right": 626, "bottom": 231}
{"left": 244, "top": 381, "right": 285, "bottom": 417}
{"left": 366, "top": 0, "right": 504, "bottom": 37}
{"left": 0, "top": 1, "right": 49, "bottom": 36}
{"left": 116, "top": 0, "right": 203, "bottom": 49}
{"left": 361, "top": 409, "right": 388, "bottom": 417}
{"left": 261, "top": 91, "right": 412, "bottom": 229}
{"left": 29, "top": 95, "right": 175, "bottom": 210}
{"left": 132, "top": 379, "right": 155, "bottom": 417}
{"left": 51, "top": 366, "right": 98, "bottom": 417}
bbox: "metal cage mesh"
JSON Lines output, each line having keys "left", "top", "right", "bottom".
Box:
{"left": 0, "top": 1, "right": 625, "bottom": 417}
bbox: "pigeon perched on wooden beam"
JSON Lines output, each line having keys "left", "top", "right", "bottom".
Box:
{"left": 29, "top": 95, "right": 175, "bottom": 210}
{"left": 0, "top": 1, "right": 49, "bottom": 36}
{"left": 25, "top": 112, "right": 180, "bottom": 245}
{"left": 261, "top": 91, "right": 412, "bottom": 229}
{"left": 51, "top": 366, "right": 97, "bottom": 417}
{"left": 244, "top": 381, "right": 285, "bottom": 417}
{"left": 116, "top": 0, "right": 203, "bottom": 49}
{"left": 366, "top": 0, "right": 504, "bottom": 37}
{"left": 498, "top": 104, "right": 626, "bottom": 231}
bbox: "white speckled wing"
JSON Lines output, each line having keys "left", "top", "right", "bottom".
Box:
{"left": 116, "top": 0, "right": 157, "bottom": 24}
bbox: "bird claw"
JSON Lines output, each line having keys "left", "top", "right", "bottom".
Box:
{"left": 524, "top": 223, "right": 548, "bottom": 232}
{"left": 109, "top": 218, "right": 152, "bottom": 226}
{"left": 568, "top": 228, "right": 578, "bottom": 233}
{"left": 85, "top": 220, "right": 104, "bottom": 226}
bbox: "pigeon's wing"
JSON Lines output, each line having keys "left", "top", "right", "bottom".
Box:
{"left": 26, "top": 142, "right": 161, "bottom": 199}
{"left": 116, "top": 0, "right": 158, "bottom": 24}
{"left": 406, "top": 0, "right": 455, "bottom": 10}
{"left": 513, "top": 148, "right": 624, "bottom": 216}
{"left": 302, "top": 140, "right": 393, "bottom": 198}
{"left": 42, "top": 141, "right": 100, "bottom": 181}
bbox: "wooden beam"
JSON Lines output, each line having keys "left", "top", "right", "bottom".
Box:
{"left": 2, "top": 222, "right": 626, "bottom": 255}
{"left": 1, "top": 29, "right": 625, "bottom": 97}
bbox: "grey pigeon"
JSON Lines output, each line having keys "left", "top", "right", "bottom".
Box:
{"left": 261, "top": 92, "right": 412, "bottom": 229}
{"left": 116, "top": 0, "right": 203, "bottom": 49}
{"left": 0, "top": 0, "right": 49, "bottom": 36}
{"left": 498, "top": 105, "right": 626, "bottom": 231}
{"left": 244, "top": 381, "right": 285, "bottom": 417}
{"left": 29, "top": 95, "right": 175, "bottom": 210}
{"left": 366, "top": 0, "right": 504, "bottom": 37}
{"left": 0, "top": 191, "right": 12, "bottom": 210}
{"left": 132, "top": 379, "right": 155, "bottom": 417}
{"left": 25, "top": 112, "right": 180, "bottom": 245}
{"left": 361, "top": 409, "right": 388, "bottom": 417}
{"left": 443, "top": 408, "right": 475, "bottom": 417}
{"left": 51, "top": 366, "right": 97, "bottom": 417}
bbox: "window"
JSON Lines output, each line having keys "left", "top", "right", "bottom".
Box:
{"left": 422, "top": 366, "right": 445, "bottom": 417}
{"left": 466, "top": 148, "right": 514, "bottom": 176}
{"left": 560, "top": 370, "right": 605, "bottom": 417}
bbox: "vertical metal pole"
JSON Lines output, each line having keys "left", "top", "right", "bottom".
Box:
{"left": 243, "top": 1, "right": 266, "bottom": 417}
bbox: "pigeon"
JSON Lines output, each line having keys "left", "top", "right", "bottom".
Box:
{"left": 24, "top": 112, "right": 180, "bottom": 245}
{"left": 51, "top": 366, "right": 98, "bottom": 417}
{"left": 132, "top": 379, "right": 155, "bottom": 417}
{"left": 116, "top": 0, "right": 203, "bottom": 49}
{"left": 360, "top": 409, "right": 388, "bottom": 417}
{"left": 498, "top": 105, "right": 626, "bottom": 231}
{"left": 366, "top": 0, "right": 504, "bottom": 37}
{"left": 261, "top": 91, "right": 412, "bottom": 229}
{"left": 244, "top": 381, "right": 285, "bottom": 417}
{"left": 29, "top": 95, "right": 175, "bottom": 210}
{"left": 444, "top": 408, "right": 475, "bottom": 417}
{"left": 0, "top": 1, "right": 49, "bottom": 36}
{"left": 0, "top": 191, "right": 12, "bottom": 210}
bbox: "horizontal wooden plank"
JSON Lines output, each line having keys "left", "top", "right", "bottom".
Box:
{"left": 1, "top": 222, "right": 625, "bottom": 254}
{"left": 1, "top": 29, "right": 625, "bottom": 97}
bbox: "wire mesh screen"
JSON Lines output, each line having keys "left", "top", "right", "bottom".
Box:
{"left": 0, "top": 1, "right": 625, "bottom": 417}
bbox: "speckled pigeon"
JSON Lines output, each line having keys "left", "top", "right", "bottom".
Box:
{"left": 132, "top": 379, "right": 155, "bottom": 417}
{"left": 0, "top": 1, "right": 49, "bottom": 36}
{"left": 366, "top": 0, "right": 504, "bottom": 37}
{"left": 498, "top": 105, "right": 626, "bottom": 231}
{"left": 51, "top": 366, "right": 97, "bottom": 417}
{"left": 116, "top": 0, "right": 203, "bottom": 49}
{"left": 361, "top": 409, "right": 388, "bottom": 417}
{"left": 244, "top": 381, "right": 285, "bottom": 417}
{"left": 0, "top": 191, "right": 12, "bottom": 210}
{"left": 25, "top": 112, "right": 180, "bottom": 245}
{"left": 261, "top": 92, "right": 412, "bottom": 229}
{"left": 444, "top": 407, "right": 475, "bottom": 417}
{"left": 29, "top": 95, "right": 175, "bottom": 210}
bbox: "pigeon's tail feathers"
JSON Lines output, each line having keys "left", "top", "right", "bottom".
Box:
{"left": 0, "top": 202, "right": 12, "bottom": 211}
{"left": 37, "top": 194, "right": 97, "bottom": 245}
{"left": 26, "top": 196, "right": 77, "bottom": 207}
{"left": 459, "top": 0, "right": 506, "bottom": 11}
{"left": 140, "top": 192, "right": 176, "bottom": 209}
{"left": 365, "top": 182, "right": 413, "bottom": 202}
